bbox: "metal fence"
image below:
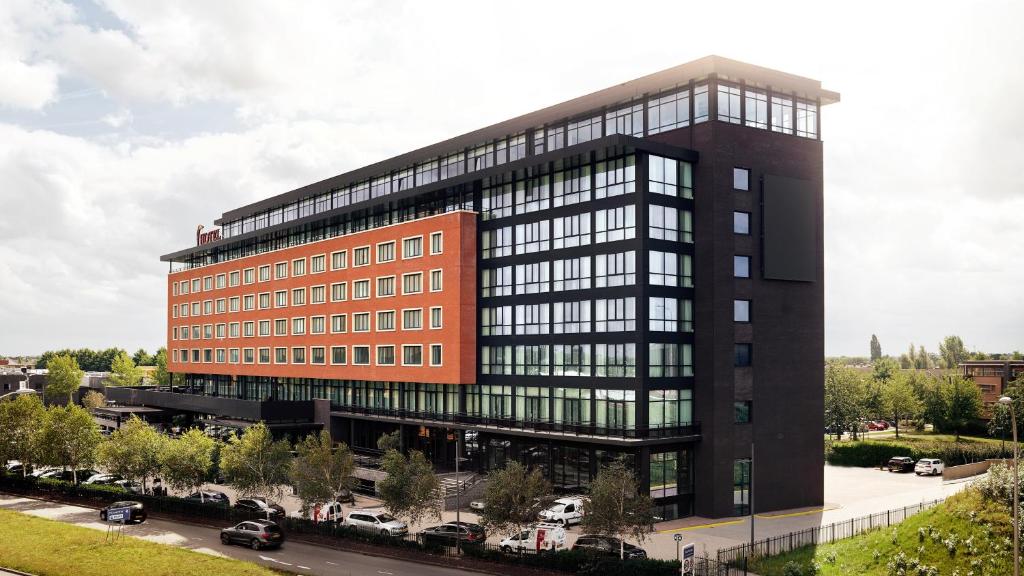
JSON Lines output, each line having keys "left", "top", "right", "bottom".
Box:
{"left": 716, "top": 498, "right": 945, "bottom": 566}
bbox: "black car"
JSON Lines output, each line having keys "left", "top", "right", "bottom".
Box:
{"left": 220, "top": 519, "right": 285, "bottom": 550}
{"left": 888, "top": 456, "right": 915, "bottom": 473}
{"left": 186, "top": 490, "right": 230, "bottom": 505}
{"left": 417, "top": 522, "right": 487, "bottom": 547}
{"left": 100, "top": 501, "right": 147, "bottom": 524}
{"left": 572, "top": 535, "right": 647, "bottom": 559}
{"left": 234, "top": 498, "right": 286, "bottom": 519}
{"left": 336, "top": 488, "right": 356, "bottom": 504}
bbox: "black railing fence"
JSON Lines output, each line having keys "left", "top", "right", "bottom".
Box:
{"left": 716, "top": 498, "right": 945, "bottom": 566}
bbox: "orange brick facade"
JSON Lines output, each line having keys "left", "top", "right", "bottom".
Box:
{"left": 167, "top": 211, "right": 477, "bottom": 384}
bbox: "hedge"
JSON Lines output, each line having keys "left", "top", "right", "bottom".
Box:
{"left": 462, "top": 546, "right": 681, "bottom": 576}
{"left": 826, "top": 440, "right": 1010, "bottom": 467}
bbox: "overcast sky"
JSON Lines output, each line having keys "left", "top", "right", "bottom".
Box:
{"left": 0, "top": 0, "right": 1021, "bottom": 358}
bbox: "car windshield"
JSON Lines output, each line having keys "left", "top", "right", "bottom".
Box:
{"left": 377, "top": 514, "right": 396, "bottom": 523}
{"left": 547, "top": 504, "right": 565, "bottom": 513}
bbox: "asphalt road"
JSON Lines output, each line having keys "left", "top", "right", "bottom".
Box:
{"left": 0, "top": 494, "right": 485, "bottom": 576}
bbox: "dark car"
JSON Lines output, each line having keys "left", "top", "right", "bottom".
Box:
{"left": 100, "top": 501, "right": 147, "bottom": 524}
{"left": 417, "top": 522, "right": 487, "bottom": 547}
{"left": 220, "top": 519, "right": 285, "bottom": 550}
{"left": 888, "top": 456, "right": 915, "bottom": 473}
{"left": 39, "top": 469, "right": 100, "bottom": 483}
{"left": 572, "top": 535, "right": 647, "bottom": 559}
{"left": 234, "top": 498, "right": 286, "bottom": 519}
{"left": 187, "top": 490, "right": 230, "bottom": 505}
{"left": 336, "top": 488, "right": 356, "bottom": 504}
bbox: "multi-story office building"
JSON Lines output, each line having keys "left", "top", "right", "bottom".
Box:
{"left": 145, "top": 55, "right": 838, "bottom": 519}
{"left": 961, "top": 360, "right": 1024, "bottom": 412}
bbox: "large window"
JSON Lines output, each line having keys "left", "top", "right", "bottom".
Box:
{"left": 734, "top": 299, "right": 751, "bottom": 323}
{"left": 650, "top": 451, "right": 678, "bottom": 498}
{"left": 376, "top": 310, "right": 395, "bottom": 331}
{"left": 514, "top": 303, "right": 550, "bottom": 335}
{"left": 717, "top": 83, "right": 741, "bottom": 124}
{"left": 554, "top": 387, "right": 592, "bottom": 426}
{"left": 595, "top": 389, "right": 635, "bottom": 430}
{"left": 515, "top": 220, "right": 550, "bottom": 254}
{"left": 796, "top": 99, "right": 818, "bottom": 138}
{"left": 734, "top": 255, "right": 750, "bottom": 278}
{"left": 481, "top": 306, "right": 512, "bottom": 336}
{"left": 649, "top": 390, "right": 693, "bottom": 429}
{"left": 481, "top": 266, "right": 513, "bottom": 297}
{"left": 694, "top": 84, "right": 709, "bottom": 123}
{"left": 553, "top": 300, "right": 591, "bottom": 334}
{"left": 553, "top": 257, "right": 591, "bottom": 292}
{"left": 482, "top": 183, "right": 513, "bottom": 220}
{"left": 649, "top": 297, "right": 679, "bottom": 332}
{"left": 745, "top": 89, "right": 768, "bottom": 129}
{"left": 553, "top": 166, "right": 591, "bottom": 207}
{"left": 649, "top": 205, "right": 692, "bottom": 243}
{"left": 649, "top": 155, "right": 693, "bottom": 199}
{"left": 648, "top": 89, "right": 690, "bottom": 134}
{"left": 553, "top": 345, "right": 591, "bottom": 377}
{"left": 517, "top": 175, "right": 550, "bottom": 214}
{"left": 567, "top": 116, "right": 601, "bottom": 145}
{"left": 649, "top": 251, "right": 692, "bottom": 287}
{"left": 482, "top": 227, "right": 512, "bottom": 259}
{"left": 595, "top": 156, "right": 635, "bottom": 199}
{"left": 553, "top": 213, "right": 590, "bottom": 249}
{"left": 649, "top": 343, "right": 693, "bottom": 377}
{"left": 771, "top": 95, "right": 793, "bottom": 134}
{"left": 468, "top": 144, "right": 493, "bottom": 171}
{"left": 594, "top": 251, "right": 635, "bottom": 287}
{"left": 376, "top": 241, "right": 395, "bottom": 263}
{"left": 734, "top": 211, "right": 750, "bottom": 235}
{"left": 515, "top": 262, "right": 549, "bottom": 294}
{"left": 515, "top": 345, "right": 550, "bottom": 376}
{"left": 595, "top": 298, "right": 636, "bottom": 332}
{"left": 481, "top": 346, "right": 513, "bottom": 375}
{"left": 595, "top": 344, "right": 636, "bottom": 377}
{"left": 595, "top": 205, "right": 635, "bottom": 243}
{"left": 734, "top": 459, "right": 751, "bottom": 515}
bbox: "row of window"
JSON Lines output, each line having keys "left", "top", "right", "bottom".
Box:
{"left": 479, "top": 343, "right": 693, "bottom": 378}
{"left": 172, "top": 270, "right": 444, "bottom": 318}
{"left": 172, "top": 232, "right": 444, "bottom": 296}
{"left": 173, "top": 307, "right": 444, "bottom": 340}
{"left": 173, "top": 343, "right": 443, "bottom": 367}
{"left": 480, "top": 297, "right": 693, "bottom": 335}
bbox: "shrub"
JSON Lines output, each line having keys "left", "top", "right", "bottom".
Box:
{"left": 826, "top": 440, "right": 1009, "bottom": 467}
{"left": 782, "top": 561, "right": 804, "bottom": 576}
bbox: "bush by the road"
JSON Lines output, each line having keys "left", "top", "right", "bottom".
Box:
{"left": 462, "top": 546, "right": 682, "bottom": 576}
{"left": 826, "top": 439, "right": 1009, "bottom": 467}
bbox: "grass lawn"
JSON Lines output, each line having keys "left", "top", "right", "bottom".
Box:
{"left": 867, "top": 430, "right": 1004, "bottom": 446}
{"left": 0, "top": 507, "right": 281, "bottom": 576}
{"left": 749, "top": 489, "right": 1013, "bottom": 576}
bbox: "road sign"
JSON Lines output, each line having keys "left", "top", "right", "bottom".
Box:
{"left": 681, "top": 543, "right": 695, "bottom": 576}
{"left": 674, "top": 533, "right": 683, "bottom": 542}
{"left": 106, "top": 506, "right": 132, "bottom": 524}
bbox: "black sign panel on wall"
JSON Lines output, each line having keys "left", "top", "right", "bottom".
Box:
{"left": 762, "top": 174, "right": 816, "bottom": 282}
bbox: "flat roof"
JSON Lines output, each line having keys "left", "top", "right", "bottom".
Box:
{"left": 211, "top": 55, "right": 837, "bottom": 227}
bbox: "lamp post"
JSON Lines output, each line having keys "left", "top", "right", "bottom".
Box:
{"left": 1000, "top": 396, "right": 1019, "bottom": 576}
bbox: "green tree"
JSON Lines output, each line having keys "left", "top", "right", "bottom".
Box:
{"left": 107, "top": 351, "right": 143, "bottom": 387}
{"left": 943, "top": 375, "right": 983, "bottom": 441}
{"left": 869, "top": 334, "right": 882, "bottom": 362}
{"left": 824, "top": 362, "right": 865, "bottom": 439}
{"left": 160, "top": 428, "right": 216, "bottom": 500}
{"left": 96, "top": 415, "right": 167, "bottom": 490}
{"left": 37, "top": 404, "right": 101, "bottom": 482}
{"left": 220, "top": 423, "right": 292, "bottom": 504}
{"left": 0, "top": 393, "right": 45, "bottom": 475}
{"left": 377, "top": 447, "right": 441, "bottom": 527}
{"left": 915, "top": 345, "right": 930, "bottom": 369}
{"left": 580, "top": 458, "right": 655, "bottom": 560}
{"left": 939, "top": 335, "right": 967, "bottom": 369}
{"left": 132, "top": 348, "right": 153, "bottom": 366}
{"left": 153, "top": 348, "right": 171, "bottom": 387}
{"left": 45, "top": 354, "right": 83, "bottom": 403}
{"left": 881, "top": 372, "right": 920, "bottom": 438}
{"left": 81, "top": 390, "right": 106, "bottom": 411}
{"left": 872, "top": 356, "right": 900, "bottom": 383}
{"left": 477, "top": 460, "right": 551, "bottom": 541}
{"left": 290, "top": 431, "right": 356, "bottom": 515}
{"left": 377, "top": 430, "right": 400, "bottom": 452}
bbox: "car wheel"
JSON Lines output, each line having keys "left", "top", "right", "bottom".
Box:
{"left": 915, "top": 472, "right": 920, "bottom": 476}
{"left": 558, "top": 519, "right": 566, "bottom": 527}
{"left": 250, "top": 539, "right": 261, "bottom": 550}
{"left": 380, "top": 529, "right": 389, "bottom": 537}
{"left": 501, "top": 546, "right": 512, "bottom": 553}
{"left": 100, "top": 511, "right": 107, "bottom": 521}
{"left": 933, "top": 469, "right": 940, "bottom": 476}
{"left": 220, "top": 534, "right": 230, "bottom": 545}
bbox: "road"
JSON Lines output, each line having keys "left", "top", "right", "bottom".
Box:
{"left": 0, "top": 494, "right": 485, "bottom": 576}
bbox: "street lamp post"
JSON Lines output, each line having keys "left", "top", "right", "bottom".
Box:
{"left": 1000, "top": 396, "right": 1019, "bottom": 576}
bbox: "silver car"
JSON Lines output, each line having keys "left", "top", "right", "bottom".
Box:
{"left": 343, "top": 510, "right": 408, "bottom": 537}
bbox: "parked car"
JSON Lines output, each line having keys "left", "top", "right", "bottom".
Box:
{"left": 186, "top": 490, "right": 230, "bottom": 505}
{"left": 336, "top": 488, "right": 356, "bottom": 505}
{"left": 99, "top": 501, "right": 147, "bottom": 524}
{"left": 499, "top": 522, "right": 567, "bottom": 553}
{"left": 113, "top": 479, "right": 144, "bottom": 494}
{"left": 537, "top": 497, "right": 586, "bottom": 526}
{"left": 3, "top": 461, "right": 32, "bottom": 476}
{"left": 915, "top": 458, "right": 945, "bottom": 476}
{"left": 220, "top": 519, "right": 284, "bottom": 550}
{"left": 84, "top": 473, "right": 123, "bottom": 485}
{"left": 30, "top": 467, "right": 57, "bottom": 478}
{"left": 312, "top": 500, "right": 345, "bottom": 524}
{"left": 887, "top": 456, "right": 915, "bottom": 473}
{"left": 343, "top": 510, "right": 408, "bottom": 537}
{"left": 572, "top": 535, "right": 647, "bottom": 559}
{"left": 37, "top": 469, "right": 100, "bottom": 483}
{"left": 469, "top": 500, "right": 486, "bottom": 511}
{"left": 234, "top": 498, "right": 286, "bottom": 519}
{"left": 417, "top": 522, "right": 487, "bottom": 547}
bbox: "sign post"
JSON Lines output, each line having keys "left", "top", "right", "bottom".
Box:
{"left": 105, "top": 506, "right": 131, "bottom": 543}
{"left": 681, "top": 542, "right": 695, "bottom": 576}
{"left": 674, "top": 533, "right": 682, "bottom": 563}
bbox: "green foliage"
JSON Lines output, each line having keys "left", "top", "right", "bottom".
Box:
{"left": 377, "top": 447, "right": 441, "bottom": 526}
{"left": 96, "top": 415, "right": 166, "bottom": 488}
{"left": 869, "top": 335, "right": 882, "bottom": 362}
{"left": 824, "top": 362, "right": 866, "bottom": 438}
{"left": 0, "top": 393, "right": 45, "bottom": 473}
{"left": 37, "top": 404, "right": 100, "bottom": 482}
{"left": 219, "top": 422, "right": 292, "bottom": 504}
{"left": 976, "top": 462, "right": 1024, "bottom": 507}
{"left": 107, "top": 351, "right": 143, "bottom": 387}
{"left": 826, "top": 439, "right": 1009, "bottom": 467}
{"left": 132, "top": 348, "right": 153, "bottom": 366}
{"left": 44, "top": 353, "right": 83, "bottom": 402}
{"left": 36, "top": 348, "right": 126, "bottom": 372}
{"left": 580, "top": 458, "right": 655, "bottom": 559}
{"left": 939, "top": 335, "right": 967, "bottom": 369}
{"left": 881, "top": 372, "right": 921, "bottom": 438}
{"left": 942, "top": 375, "right": 983, "bottom": 440}
{"left": 290, "top": 430, "right": 356, "bottom": 513}
{"left": 477, "top": 460, "right": 551, "bottom": 538}
{"left": 153, "top": 347, "right": 170, "bottom": 387}
{"left": 81, "top": 390, "right": 105, "bottom": 411}
{"left": 376, "top": 430, "right": 400, "bottom": 452}
{"left": 160, "top": 428, "right": 216, "bottom": 497}
{"left": 462, "top": 546, "right": 681, "bottom": 575}
{"left": 871, "top": 357, "right": 900, "bottom": 383}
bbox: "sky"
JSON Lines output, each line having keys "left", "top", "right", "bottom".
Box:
{"left": 0, "top": 0, "right": 1021, "bottom": 358}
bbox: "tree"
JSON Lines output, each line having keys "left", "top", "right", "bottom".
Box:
{"left": 377, "top": 430, "right": 400, "bottom": 452}
{"left": 0, "top": 393, "right": 45, "bottom": 475}
{"left": 871, "top": 356, "right": 900, "bottom": 383}
{"left": 943, "top": 375, "right": 982, "bottom": 441}
{"left": 377, "top": 447, "right": 441, "bottom": 527}
{"left": 939, "top": 335, "right": 967, "bottom": 369}
{"left": 153, "top": 348, "right": 171, "bottom": 388}
{"left": 45, "top": 354, "right": 83, "bottom": 403}
{"left": 132, "top": 348, "right": 153, "bottom": 367}
{"left": 869, "top": 335, "right": 882, "bottom": 362}
{"left": 477, "top": 461, "right": 551, "bottom": 541}
{"left": 580, "top": 458, "right": 655, "bottom": 560}
{"left": 37, "top": 404, "right": 101, "bottom": 483}
{"left": 82, "top": 390, "right": 106, "bottom": 411}
{"left": 96, "top": 415, "right": 166, "bottom": 490}
{"left": 220, "top": 423, "right": 292, "bottom": 505}
{"left": 107, "top": 351, "right": 143, "bottom": 387}
{"left": 290, "top": 430, "right": 356, "bottom": 515}
{"left": 881, "top": 372, "right": 920, "bottom": 438}
{"left": 824, "top": 362, "right": 865, "bottom": 440}
{"left": 160, "top": 428, "right": 216, "bottom": 500}
{"left": 915, "top": 345, "right": 930, "bottom": 369}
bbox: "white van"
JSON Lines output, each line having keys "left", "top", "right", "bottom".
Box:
{"left": 537, "top": 497, "right": 586, "bottom": 526}
{"left": 500, "top": 523, "right": 567, "bottom": 553}
{"left": 312, "top": 501, "right": 345, "bottom": 523}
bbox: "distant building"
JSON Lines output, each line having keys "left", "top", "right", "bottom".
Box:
{"left": 961, "top": 360, "right": 1024, "bottom": 411}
